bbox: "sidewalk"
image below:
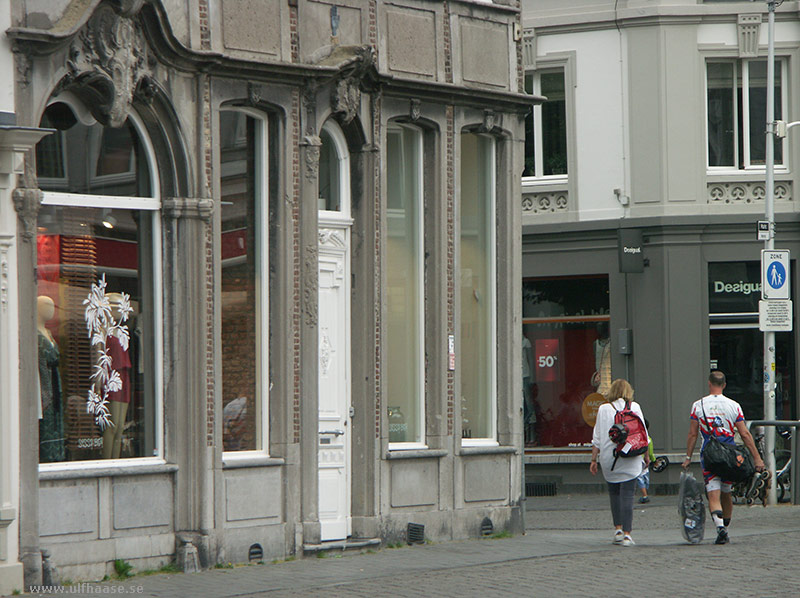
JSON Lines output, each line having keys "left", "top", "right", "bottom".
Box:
{"left": 20, "top": 494, "right": 800, "bottom": 598}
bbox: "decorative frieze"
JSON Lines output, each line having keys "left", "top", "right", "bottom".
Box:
{"left": 12, "top": 187, "right": 42, "bottom": 241}
{"left": 707, "top": 181, "right": 792, "bottom": 204}
{"left": 521, "top": 190, "right": 568, "bottom": 214}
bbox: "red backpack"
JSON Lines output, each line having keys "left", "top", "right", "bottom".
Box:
{"left": 608, "top": 400, "right": 649, "bottom": 470}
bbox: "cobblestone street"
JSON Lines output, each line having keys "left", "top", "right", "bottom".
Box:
{"left": 24, "top": 494, "right": 800, "bottom": 598}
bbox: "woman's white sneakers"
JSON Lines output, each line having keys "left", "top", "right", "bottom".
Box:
{"left": 613, "top": 530, "right": 624, "bottom": 545}
{"left": 622, "top": 535, "right": 635, "bottom": 547}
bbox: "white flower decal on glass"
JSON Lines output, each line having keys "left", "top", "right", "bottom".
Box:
{"left": 83, "top": 274, "right": 133, "bottom": 430}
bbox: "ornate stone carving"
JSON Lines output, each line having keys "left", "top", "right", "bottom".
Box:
{"left": 248, "top": 82, "right": 263, "bottom": 106}
{"left": 162, "top": 197, "right": 214, "bottom": 222}
{"left": 410, "top": 99, "right": 421, "bottom": 122}
{"left": 707, "top": 181, "right": 792, "bottom": 204}
{"left": 12, "top": 187, "right": 42, "bottom": 241}
{"left": 318, "top": 228, "right": 346, "bottom": 248}
{"left": 0, "top": 239, "right": 11, "bottom": 310}
{"left": 521, "top": 190, "right": 569, "bottom": 214}
{"left": 303, "top": 136, "right": 322, "bottom": 182}
{"left": 480, "top": 110, "right": 496, "bottom": 133}
{"left": 331, "top": 78, "right": 360, "bottom": 123}
{"left": 319, "top": 330, "right": 333, "bottom": 375}
{"left": 64, "top": 3, "right": 152, "bottom": 127}
{"left": 303, "top": 244, "right": 318, "bottom": 326}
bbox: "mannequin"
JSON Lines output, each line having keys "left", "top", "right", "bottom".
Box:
{"left": 102, "top": 293, "right": 132, "bottom": 459}
{"left": 38, "top": 295, "right": 65, "bottom": 462}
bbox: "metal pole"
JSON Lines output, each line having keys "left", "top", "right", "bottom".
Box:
{"left": 764, "top": 0, "right": 777, "bottom": 505}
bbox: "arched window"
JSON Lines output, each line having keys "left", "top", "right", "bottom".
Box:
{"left": 35, "top": 94, "right": 163, "bottom": 465}
{"left": 386, "top": 123, "right": 425, "bottom": 447}
{"left": 219, "top": 108, "right": 269, "bottom": 454}
{"left": 318, "top": 122, "right": 350, "bottom": 218}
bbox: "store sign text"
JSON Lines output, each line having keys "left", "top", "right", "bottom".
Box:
{"left": 713, "top": 281, "right": 761, "bottom": 295}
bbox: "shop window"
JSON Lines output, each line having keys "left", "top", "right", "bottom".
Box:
{"left": 220, "top": 110, "right": 268, "bottom": 453}
{"left": 35, "top": 99, "right": 162, "bottom": 464}
{"left": 708, "top": 262, "right": 795, "bottom": 421}
{"left": 522, "top": 275, "right": 610, "bottom": 449}
{"left": 460, "top": 133, "right": 496, "bottom": 442}
{"left": 523, "top": 68, "right": 568, "bottom": 178}
{"left": 706, "top": 58, "right": 786, "bottom": 170}
{"left": 386, "top": 124, "right": 425, "bottom": 447}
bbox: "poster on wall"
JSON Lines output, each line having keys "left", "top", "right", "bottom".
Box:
{"left": 535, "top": 338, "right": 560, "bottom": 382}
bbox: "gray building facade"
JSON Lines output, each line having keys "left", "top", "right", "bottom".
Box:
{"left": 1, "top": 0, "right": 532, "bottom": 591}
{"left": 520, "top": 0, "right": 800, "bottom": 491}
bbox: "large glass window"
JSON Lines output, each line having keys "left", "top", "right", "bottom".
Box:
{"left": 522, "top": 275, "right": 610, "bottom": 449}
{"left": 220, "top": 110, "right": 268, "bottom": 453}
{"left": 707, "top": 59, "right": 785, "bottom": 169}
{"left": 386, "top": 125, "right": 425, "bottom": 446}
{"left": 708, "top": 262, "right": 795, "bottom": 421}
{"left": 523, "top": 68, "right": 568, "bottom": 178}
{"left": 460, "top": 133, "right": 496, "bottom": 442}
{"left": 35, "top": 99, "right": 161, "bottom": 464}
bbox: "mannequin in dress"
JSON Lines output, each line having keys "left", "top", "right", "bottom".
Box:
{"left": 38, "top": 295, "right": 65, "bottom": 462}
{"left": 102, "top": 293, "right": 132, "bottom": 459}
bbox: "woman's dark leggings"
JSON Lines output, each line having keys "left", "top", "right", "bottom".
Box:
{"left": 608, "top": 479, "right": 636, "bottom": 532}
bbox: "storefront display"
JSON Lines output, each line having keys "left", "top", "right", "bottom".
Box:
{"left": 522, "top": 275, "right": 610, "bottom": 448}
{"left": 708, "top": 262, "right": 795, "bottom": 420}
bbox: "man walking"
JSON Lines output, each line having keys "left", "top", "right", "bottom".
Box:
{"left": 682, "top": 371, "right": 765, "bottom": 544}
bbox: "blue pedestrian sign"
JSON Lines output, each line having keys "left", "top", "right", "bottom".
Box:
{"left": 761, "top": 250, "right": 790, "bottom": 300}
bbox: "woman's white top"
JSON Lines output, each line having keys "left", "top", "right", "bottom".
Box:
{"left": 592, "top": 398, "right": 647, "bottom": 483}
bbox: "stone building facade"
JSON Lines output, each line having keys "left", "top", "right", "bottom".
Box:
{"left": 0, "top": 0, "right": 532, "bottom": 591}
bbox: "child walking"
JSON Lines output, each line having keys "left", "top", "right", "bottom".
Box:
{"left": 637, "top": 419, "right": 656, "bottom": 504}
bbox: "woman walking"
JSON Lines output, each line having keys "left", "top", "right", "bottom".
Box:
{"left": 589, "top": 378, "right": 649, "bottom": 546}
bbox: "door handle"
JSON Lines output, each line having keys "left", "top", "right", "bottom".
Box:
{"left": 319, "top": 429, "right": 345, "bottom": 436}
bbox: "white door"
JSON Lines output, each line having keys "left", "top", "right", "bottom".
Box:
{"left": 318, "top": 226, "right": 351, "bottom": 541}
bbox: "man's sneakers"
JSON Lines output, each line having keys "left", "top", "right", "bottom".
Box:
{"left": 638, "top": 496, "right": 650, "bottom": 504}
{"left": 621, "top": 535, "right": 635, "bottom": 547}
{"left": 715, "top": 526, "right": 729, "bottom": 545}
{"left": 613, "top": 530, "right": 624, "bottom": 545}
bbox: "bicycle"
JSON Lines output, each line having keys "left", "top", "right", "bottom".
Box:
{"left": 775, "top": 427, "right": 792, "bottom": 504}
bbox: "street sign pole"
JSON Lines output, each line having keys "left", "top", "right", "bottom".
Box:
{"left": 763, "top": 0, "right": 777, "bottom": 504}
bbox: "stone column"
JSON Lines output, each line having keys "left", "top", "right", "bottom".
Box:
{"left": 298, "top": 134, "right": 321, "bottom": 546}
{"left": 162, "top": 197, "right": 215, "bottom": 566}
{"left": 12, "top": 185, "right": 41, "bottom": 591}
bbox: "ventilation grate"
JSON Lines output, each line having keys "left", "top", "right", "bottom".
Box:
{"left": 526, "top": 482, "right": 558, "bottom": 497}
{"left": 407, "top": 523, "right": 425, "bottom": 545}
{"left": 480, "top": 517, "right": 494, "bottom": 536}
{"left": 248, "top": 543, "right": 263, "bottom": 562}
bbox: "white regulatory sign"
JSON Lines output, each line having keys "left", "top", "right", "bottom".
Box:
{"left": 762, "top": 249, "right": 790, "bottom": 300}
{"left": 759, "top": 299, "right": 793, "bottom": 332}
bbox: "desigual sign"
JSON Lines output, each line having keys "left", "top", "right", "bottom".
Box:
{"left": 712, "top": 281, "right": 761, "bottom": 295}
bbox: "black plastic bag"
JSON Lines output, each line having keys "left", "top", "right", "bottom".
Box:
{"left": 703, "top": 437, "right": 755, "bottom": 483}
{"left": 678, "top": 471, "right": 705, "bottom": 544}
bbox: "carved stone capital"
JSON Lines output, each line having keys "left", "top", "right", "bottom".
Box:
{"left": 162, "top": 197, "right": 214, "bottom": 222}
{"left": 12, "top": 187, "right": 42, "bottom": 241}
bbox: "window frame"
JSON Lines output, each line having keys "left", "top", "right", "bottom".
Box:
{"left": 522, "top": 65, "right": 569, "bottom": 183}
{"left": 38, "top": 106, "right": 165, "bottom": 472}
{"left": 459, "top": 132, "right": 498, "bottom": 447}
{"left": 705, "top": 56, "right": 789, "bottom": 173}
{"left": 386, "top": 123, "right": 427, "bottom": 451}
{"left": 219, "top": 107, "right": 271, "bottom": 461}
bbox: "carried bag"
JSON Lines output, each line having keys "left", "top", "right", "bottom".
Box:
{"left": 699, "top": 399, "right": 755, "bottom": 483}
{"left": 608, "top": 400, "right": 649, "bottom": 470}
{"left": 678, "top": 471, "right": 705, "bottom": 544}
